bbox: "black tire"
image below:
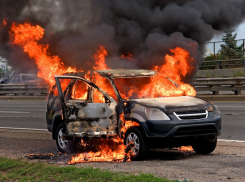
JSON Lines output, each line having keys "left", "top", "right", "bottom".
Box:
{"left": 192, "top": 138, "right": 217, "bottom": 154}
{"left": 124, "top": 127, "right": 149, "bottom": 161}
{"left": 55, "top": 124, "right": 78, "bottom": 154}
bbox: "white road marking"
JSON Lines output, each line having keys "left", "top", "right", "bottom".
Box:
{"left": 0, "top": 116, "right": 43, "bottom": 118}
{"left": 0, "top": 127, "right": 48, "bottom": 131}
{"left": 218, "top": 139, "right": 245, "bottom": 143}
{"left": 0, "top": 111, "right": 30, "bottom": 113}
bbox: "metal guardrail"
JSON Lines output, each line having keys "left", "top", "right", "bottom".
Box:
{"left": 0, "top": 83, "right": 49, "bottom": 96}
{"left": 199, "top": 59, "right": 245, "bottom": 70}
{"left": 193, "top": 77, "right": 245, "bottom": 95}
{"left": 0, "top": 78, "right": 244, "bottom": 96}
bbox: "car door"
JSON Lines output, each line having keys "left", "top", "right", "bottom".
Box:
{"left": 55, "top": 76, "right": 119, "bottom": 136}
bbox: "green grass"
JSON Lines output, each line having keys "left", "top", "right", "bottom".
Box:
{"left": 0, "top": 157, "right": 181, "bottom": 182}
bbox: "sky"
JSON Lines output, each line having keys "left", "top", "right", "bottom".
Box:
{"left": 211, "top": 20, "right": 245, "bottom": 42}
{"left": 206, "top": 20, "right": 245, "bottom": 56}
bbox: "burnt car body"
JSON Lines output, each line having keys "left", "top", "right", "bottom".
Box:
{"left": 46, "top": 69, "right": 221, "bottom": 160}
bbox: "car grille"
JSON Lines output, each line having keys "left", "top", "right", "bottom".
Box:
{"left": 175, "top": 125, "right": 216, "bottom": 136}
{"left": 173, "top": 110, "right": 208, "bottom": 120}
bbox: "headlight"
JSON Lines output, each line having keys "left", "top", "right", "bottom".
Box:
{"left": 213, "top": 105, "right": 221, "bottom": 118}
{"left": 206, "top": 104, "right": 221, "bottom": 118}
{"left": 145, "top": 108, "right": 170, "bottom": 120}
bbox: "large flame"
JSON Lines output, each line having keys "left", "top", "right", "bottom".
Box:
{"left": 10, "top": 23, "right": 77, "bottom": 86}
{"left": 140, "top": 47, "right": 196, "bottom": 97}
{"left": 68, "top": 137, "right": 125, "bottom": 164}
{"left": 10, "top": 23, "right": 196, "bottom": 163}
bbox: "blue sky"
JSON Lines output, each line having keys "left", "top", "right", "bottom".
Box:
{"left": 206, "top": 21, "right": 245, "bottom": 55}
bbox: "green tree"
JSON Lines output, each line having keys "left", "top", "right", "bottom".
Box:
{"left": 218, "top": 30, "right": 243, "bottom": 59}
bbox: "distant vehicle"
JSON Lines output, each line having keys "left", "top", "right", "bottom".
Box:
{"left": 6, "top": 74, "right": 44, "bottom": 84}
{"left": 0, "top": 70, "right": 15, "bottom": 84}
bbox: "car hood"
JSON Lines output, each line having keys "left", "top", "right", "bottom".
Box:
{"left": 130, "top": 96, "right": 209, "bottom": 113}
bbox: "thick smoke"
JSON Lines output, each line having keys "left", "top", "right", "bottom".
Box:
{"left": 1, "top": 0, "right": 245, "bottom": 79}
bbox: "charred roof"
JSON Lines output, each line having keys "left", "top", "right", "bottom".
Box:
{"left": 62, "top": 69, "right": 156, "bottom": 79}
{"left": 96, "top": 69, "right": 156, "bottom": 78}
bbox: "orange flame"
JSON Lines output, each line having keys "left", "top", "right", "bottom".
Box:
{"left": 122, "top": 47, "right": 196, "bottom": 98}
{"left": 10, "top": 23, "right": 77, "bottom": 86}
{"left": 68, "top": 137, "right": 127, "bottom": 164}
{"left": 177, "top": 146, "right": 193, "bottom": 151}
{"left": 2, "top": 18, "right": 7, "bottom": 26}
{"left": 121, "top": 118, "right": 140, "bottom": 134}
{"left": 93, "top": 46, "right": 108, "bottom": 70}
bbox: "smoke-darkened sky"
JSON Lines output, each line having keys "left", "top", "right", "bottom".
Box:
{"left": 1, "top": 0, "right": 245, "bottom": 78}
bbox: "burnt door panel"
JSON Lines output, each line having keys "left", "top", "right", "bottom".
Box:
{"left": 77, "top": 103, "right": 114, "bottom": 119}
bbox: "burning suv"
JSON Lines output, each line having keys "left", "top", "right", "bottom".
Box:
{"left": 46, "top": 69, "right": 221, "bottom": 160}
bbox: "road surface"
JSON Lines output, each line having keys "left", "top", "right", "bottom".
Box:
{"left": 0, "top": 100, "right": 244, "bottom": 140}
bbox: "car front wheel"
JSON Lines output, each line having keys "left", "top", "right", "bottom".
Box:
{"left": 192, "top": 138, "right": 217, "bottom": 154}
{"left": 55, "top": 124, "right": 78, "bottom": 153}
{"left": 124, "top": 127, "right": 149, "bottom": 160}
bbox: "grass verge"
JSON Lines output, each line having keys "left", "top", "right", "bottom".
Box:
{"left": 0, "top": 157, "right": 179, "bottom": 182}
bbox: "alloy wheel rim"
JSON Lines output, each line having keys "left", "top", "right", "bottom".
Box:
{"left": 58, "top": 128, "right": 68, "bottom": 149}
{"left": 126, "top": 132, "right": 140, "bottom": 155}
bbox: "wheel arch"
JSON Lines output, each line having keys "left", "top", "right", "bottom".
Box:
{"left": 124, "top": 116, "right": 148, "bottom": 139}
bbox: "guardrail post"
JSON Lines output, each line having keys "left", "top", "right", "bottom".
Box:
{"left": 218, "top": 61, "right": 222, "bottom": 69}
{"left": 234, "top": 90, "right": 241, "bottom": 95}
{"left": 233, "top": 85, "right": 242, "bottom": 95}
{"left": 212, "top": 86, "right": 220, "bottom": 95}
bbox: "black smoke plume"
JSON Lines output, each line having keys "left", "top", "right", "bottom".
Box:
{"left": 1, "top": 0, "right": 245, "bottom": 79}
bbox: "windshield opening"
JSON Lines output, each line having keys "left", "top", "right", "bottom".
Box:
{"left": 113, "top": 76, "right": 180, "bottom": 99}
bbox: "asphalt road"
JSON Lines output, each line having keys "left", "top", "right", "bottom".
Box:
{"left": 0, "top": 100, "right": 244, "bottom": 140}
{"left": 213, "top": 102, "right": 245, "bottom": 140}
{"left": 0, "top": 101, "right": 47, "bottom": 129}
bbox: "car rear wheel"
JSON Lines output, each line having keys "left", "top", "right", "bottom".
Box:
{"left": 192, "top": 138, "right": 217, "bottom": 154}
{"left": 55, "top": 124, "right": 78, "bottom": 153}
{"left": 124, "top": 127, "right": 149, "bottom": 160}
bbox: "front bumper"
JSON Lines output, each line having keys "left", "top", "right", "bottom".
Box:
{"left": 140, "top": 112, "right": 221, "bottom": 138}
{"left": 138, "top": 112, "right": 221, "bottom": 148}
